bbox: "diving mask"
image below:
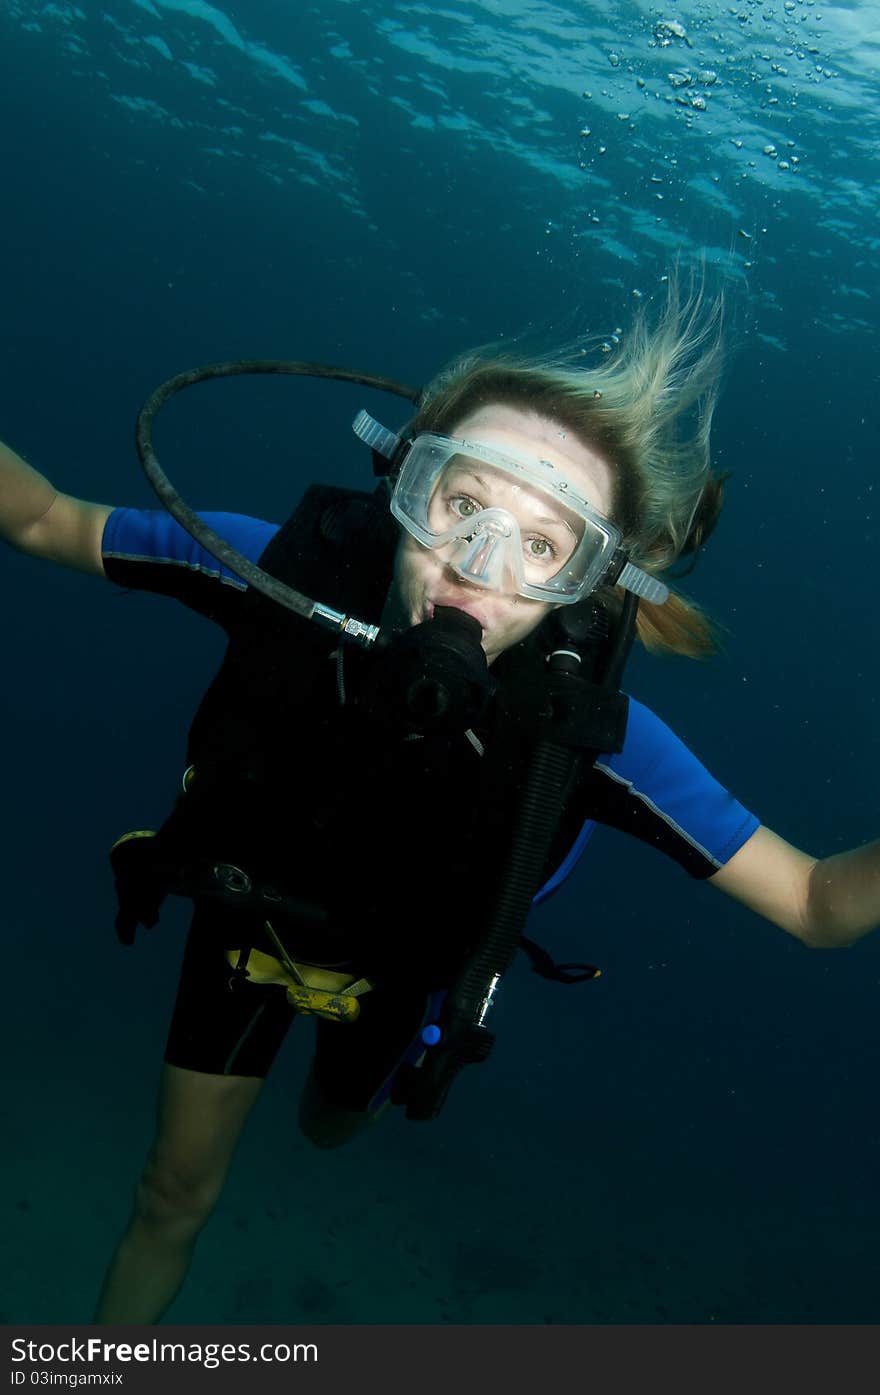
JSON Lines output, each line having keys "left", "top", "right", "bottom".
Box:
{"left": 353, "top": 411, "right": 668, "bottom": 606}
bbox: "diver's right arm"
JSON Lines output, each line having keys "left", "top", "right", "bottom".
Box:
{"left": 0, "top": 439, "right": 112, "bottom": 577}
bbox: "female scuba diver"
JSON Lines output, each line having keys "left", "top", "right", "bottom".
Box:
{"left": 2, "top": 283, "right": 879, "bottom": 1326}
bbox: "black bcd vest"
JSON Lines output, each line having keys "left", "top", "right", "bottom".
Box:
{"left": 147, "top": 484, "right": 627, "bottom": 983}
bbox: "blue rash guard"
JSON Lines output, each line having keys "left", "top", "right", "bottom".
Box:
{"left": 102, "top": 507, "right": 760, "bottom": 898}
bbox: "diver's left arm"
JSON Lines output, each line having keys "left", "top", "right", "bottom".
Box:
{"left": 709, "top": 825, "right": 880, "bottom": 949}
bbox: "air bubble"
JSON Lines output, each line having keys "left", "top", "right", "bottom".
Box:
{"left": 654, "top": 19, "right": 691, "bottom": 45}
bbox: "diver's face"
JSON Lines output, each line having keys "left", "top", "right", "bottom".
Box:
{"left": 384, "top": 405, "right": 614, "bottom": 665}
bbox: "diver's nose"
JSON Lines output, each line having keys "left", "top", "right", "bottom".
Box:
{"left": 451, "top": 508, "right": 516, "bottom": 590}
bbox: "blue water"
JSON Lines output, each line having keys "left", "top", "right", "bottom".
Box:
{"left": 1, "top": 0, "right": 878, "bottom": 1324}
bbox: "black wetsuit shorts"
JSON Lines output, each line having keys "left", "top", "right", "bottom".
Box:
{"left": 163, "top": 905, "right": 432, "bottom": 1112}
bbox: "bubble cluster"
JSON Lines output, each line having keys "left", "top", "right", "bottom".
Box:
{"left": 653, "top": 19, "right": 692, "bottom": 48}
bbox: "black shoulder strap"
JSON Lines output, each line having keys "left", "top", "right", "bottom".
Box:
{"left": 185, "top": 483, "right": 397, "bottom": 769}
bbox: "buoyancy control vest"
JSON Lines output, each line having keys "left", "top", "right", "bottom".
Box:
{"left": 115, "top": 481, "right": 632, "bottom": 992}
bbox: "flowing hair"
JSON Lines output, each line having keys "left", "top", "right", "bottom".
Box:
{"left": 407, "top": 278, "right": 728, "bottom": 658}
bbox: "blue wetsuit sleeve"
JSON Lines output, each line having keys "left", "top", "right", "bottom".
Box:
{"left": 101, "top": 508, "right": 279, "bottom": 626}
{"left": 535, "top": 697, "right": 760, "bottom": 902}
{"left": 594, "top": 697, "right": 760, "bottom": 875}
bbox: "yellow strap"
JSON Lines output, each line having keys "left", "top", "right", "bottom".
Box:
{"left": 224, "top": 944, "right": 373, "bottom": 1023}
{"left": 285, "top": 984, "right": 363, "bottom": 1023}
{"left": 260, "top": 922, "right": 370, "bottom": 994}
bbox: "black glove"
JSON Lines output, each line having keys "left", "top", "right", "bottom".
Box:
{"left": 109, "top": 832, "right": 168, "bottom": 946}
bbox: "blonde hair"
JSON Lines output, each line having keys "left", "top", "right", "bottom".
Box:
{"left": 409, "top": 279, "right": 728, "bottom": 659}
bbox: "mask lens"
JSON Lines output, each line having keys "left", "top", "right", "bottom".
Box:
{"left": 428, "top": 455, "right": 583, "bottom": 588}
{"left": 390, "top": 434, "right": 620, "bottom": 603}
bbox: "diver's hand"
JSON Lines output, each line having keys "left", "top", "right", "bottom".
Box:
{"left": 109, "top": 833, "right": 167, "bottom": 946}
{"left": 115, "top": 913, "right": 158, "bottom": 947}
{"left": 114, "top": 898, "right": 162, "bottom": 948}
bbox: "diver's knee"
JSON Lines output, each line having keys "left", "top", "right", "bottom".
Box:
{"left": 299, "top": 1112, "right": 374, "bottom": 1149}
{"left": 298, "top": 1072, "right": 376, "bottom": 1150}
{"left": 134, "top": 1152, "right": 224, "bottom": 1233}
{"left": 299, "top": 1097, "right": 372, "bottom": 1149}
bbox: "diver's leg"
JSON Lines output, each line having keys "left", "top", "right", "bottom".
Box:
{"left": 298, "top": 1065, "right": 391, "bottom": 1149}
{"left": 298, "top": 986, "right": 429, "bottom": 1150}
{"left": 94, "top": 906, "right": 296, "bottom": 1322}
{"left": 94, "top": 1064, "right": 262, "bottom": 1323}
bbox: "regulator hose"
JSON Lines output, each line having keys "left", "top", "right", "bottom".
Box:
{"left": 404, "top": 592, "right": 638, "bottom": 1120}
{"left": 134, "top": 359, "right": 419, "bottom": 632}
